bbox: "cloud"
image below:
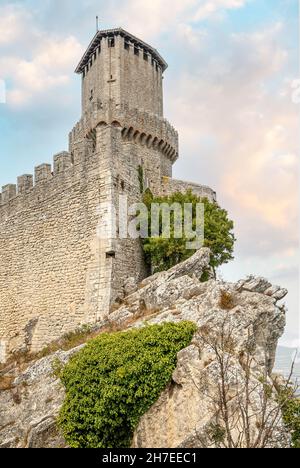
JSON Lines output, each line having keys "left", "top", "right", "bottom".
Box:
{"left": 111, "top": 0, "right": 248, "bottom": 39}
{"left": 168, "top": 23, "right": 298, "bottom": 263}
{"left": 0, "top": 4, "right": 84, "bottom": 108}
{"left": 0, "top": 0, "right": 250, "bottom": 106}
{"left": 176, "top": 23, "right": 208, "bottom": 47}
{"left": 0, "top": 4, "right": 31, "bottom": 45}
{"left": 194, "top": 0, "right": 248, "bottom": 21}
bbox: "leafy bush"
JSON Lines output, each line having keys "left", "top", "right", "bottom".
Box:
{"left": 142, "top": 190, "right": 236, "bottom": 275}
{"left": 280, "top": 389, "right": 300, "bottom": 448}
{"left": 58, "top": 321, "right": 197, "bottom": 448}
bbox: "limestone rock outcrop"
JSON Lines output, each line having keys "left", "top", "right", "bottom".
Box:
{"left": 0, "top": 249, "right": 289, "bottom": 448}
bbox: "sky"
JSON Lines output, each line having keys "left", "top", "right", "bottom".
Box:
{"left": 0, "top": 0, "right": 299, "bottom": 346}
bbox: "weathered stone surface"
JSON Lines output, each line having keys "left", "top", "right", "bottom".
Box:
{"left": 0, "top": 347, "right": 82, "bottom": 448}
{"left": 0, "top": 250, "right": 290, "bottom": 448}
{"left": 123, "top": 277, "right": 139, "bottom": 297}
{"left": 109, "top": 248, "right": 212, "bottom": 320}
{"left": 236, "top": 276, "right": 288, "bottom": 301}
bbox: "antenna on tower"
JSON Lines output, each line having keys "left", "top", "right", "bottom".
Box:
{"left": 96, "top": 16, "right": 99, "bottom": 32}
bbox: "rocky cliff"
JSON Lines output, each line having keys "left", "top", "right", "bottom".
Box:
{"left": 0, "top": 249, "right": 290, "bottom": 448}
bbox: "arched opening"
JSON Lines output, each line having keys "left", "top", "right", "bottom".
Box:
{"left": 111, "top": 120, "right": 121, "bottom": 128}
{"left": 133, "top": 130, "right": 140, "bottom": 143}
{"left": 121, "top": 127, "right": 129, "bottom": 139}
{"left": 158, "top": 139, "right": 165, "bottom": 151}
{"left": 146, "top": 135, "right": 153, "bottom": 148}
{"left": 127, "top": 127, "right": 135, "bottom": 141}
{"left": 97, "top": 121, "right": 108, "bottom": 128}
{"left": 139, "top": 133, "right": 147, "bottom": 146}
{"left": 152, "top": 137, "right": 159, "bottom": 149}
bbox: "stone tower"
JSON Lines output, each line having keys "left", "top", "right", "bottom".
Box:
{"left": 0, "top": 28, "right": 216, "bottom": 362}
{"left": 69, "top": 29, "right": 180, "bottom": 318}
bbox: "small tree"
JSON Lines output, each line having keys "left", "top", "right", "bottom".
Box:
{"left": 193, "top": 316, "right": 299, "bottom": 448}
{"left": 142, "top": 190, "right": 236, "bottom": 275}
{"left": 279, "top": 381, "right": 300, "bottom": 448}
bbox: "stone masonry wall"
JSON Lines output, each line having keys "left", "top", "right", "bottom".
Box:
{"left": 0, "top": 113, "right": 178, "bottom": 362}
{"left": 0, "top": 144, "right": 102, "bottom": 359}
{"left": 160, "top": 177, "right": 217, "bottom": 202}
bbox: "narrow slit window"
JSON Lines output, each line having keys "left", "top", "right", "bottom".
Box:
{"left": 124, "top": 41, "right": 130, "bottom": 51}
{"left": 108, "top": 37, "right": 115, "bottom": 48}
{"left": 134, "top": 46, "right": 139, "bottom": 56}
{"left": 143, "top": 51, "right": 148, "bottom": 61}
{"left": 106, "top": 251, "right": 116, "bottom": 259}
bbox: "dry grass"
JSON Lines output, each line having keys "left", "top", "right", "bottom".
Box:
{"left": 11, "top": 390, "right": 22, "bottom": 405}
{"left": 0, "top": 325, "right": 98, "bottom": 376}
{"left": 219, "top": 290, "right": 236, "bottom": 311}
{"left": 0, "top": 375, "right": 15, "bottom": 391}
{"left": 0, "top": 304, "right": 162, "bottom": 379}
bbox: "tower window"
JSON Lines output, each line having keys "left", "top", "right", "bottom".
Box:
{"left": 143, "top": 51, "right": 148, "bottom": 61}
{"left": 124, "top": 41, "right": 130, "bottom": 51}
{"left": 93, "top": 52, "right": 97, "bottom": 61}
{"left": 134, "top": 46, "right": 139, "bottom": 56}
{"left": 108, "top": 37, "right": 115, "bottom": 48}
{"left": 106, "top": 251, "right": 116, "bottom": 259}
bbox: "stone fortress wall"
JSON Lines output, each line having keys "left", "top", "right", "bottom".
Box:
{"left": 0, "top": 29, "right": 216, "bottom": 363}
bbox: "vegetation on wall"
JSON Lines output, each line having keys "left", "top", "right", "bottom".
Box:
{"left": 58, "top": 321, "right": 196, "bottom": 448}
{"left": 142, "top": 190, "right": 236, "bottom": 275}
{"left": 138, "top": 165, "right": 144, "bottom": 194}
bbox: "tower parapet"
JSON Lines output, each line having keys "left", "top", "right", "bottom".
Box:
{"left": 69, "top": 100, "right": 179, "bottom": 164}
{"left": 76, "top": 28, "right": 166, "bottom": 117}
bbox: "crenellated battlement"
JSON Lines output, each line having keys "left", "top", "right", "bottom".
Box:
{"left": 0, "top": 152, "right": 75, "bottom": 211}
{"left": 0, "top": 101, "right": 178, "bottom": 213}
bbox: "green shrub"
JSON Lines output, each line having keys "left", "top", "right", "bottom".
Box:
{"left": 142, "top": 190, "right": 236, "bottom": 276}
{"left": 279, "top": 389, "right": 300, "bottom": 448}
{"left": 58, "top": 321, "right": 196, "bottom": 448}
